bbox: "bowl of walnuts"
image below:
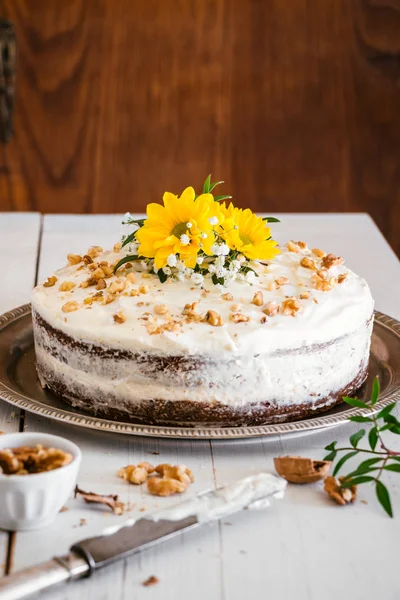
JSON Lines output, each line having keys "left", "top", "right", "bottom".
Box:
{"left": 0, "top": 432, "right": 81, "bottom": 531}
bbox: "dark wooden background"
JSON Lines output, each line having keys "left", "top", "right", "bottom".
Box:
{"left": 0, "top": 0, "right": 399, "bottom": 255}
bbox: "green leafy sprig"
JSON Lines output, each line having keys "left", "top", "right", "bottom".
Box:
{"left": 324, "top": 377, "right": 400, "bottom": 517}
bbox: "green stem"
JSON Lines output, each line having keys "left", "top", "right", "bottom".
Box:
{"left": 335, "top": 446, "right": 387, "bottom": 456}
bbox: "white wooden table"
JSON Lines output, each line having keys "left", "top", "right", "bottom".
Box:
{"left": 1, "top": 213, "right": 400, "bottom": 600}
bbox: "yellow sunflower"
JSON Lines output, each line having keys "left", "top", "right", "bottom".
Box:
{"left": 136, "top": 186, "right": 223, "bottom": 269}
{"left": 220, "top": 205, "right": 280, "bottom": 261}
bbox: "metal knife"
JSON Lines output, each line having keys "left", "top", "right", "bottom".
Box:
{"left": 0, "top": 472, "right": 286, "bottom": 600}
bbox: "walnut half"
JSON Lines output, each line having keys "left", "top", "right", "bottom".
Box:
{"left": 274, "top": 455, "right": 331, "bottom": 484}
{"left": 324, "top": 476, "right": 357, "bottom": 505}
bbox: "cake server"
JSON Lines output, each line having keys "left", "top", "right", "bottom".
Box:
{"left": 0, "top": 472, "right": 285, "bottom": 600}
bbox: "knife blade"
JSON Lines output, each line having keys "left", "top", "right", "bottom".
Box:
{"left": 0, "top": 472, "right": 286, "bottom": 600}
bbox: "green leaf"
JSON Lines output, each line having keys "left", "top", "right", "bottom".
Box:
{"left": 371, "top": 376, "right": 380, "bottom": 406}
{"left": 389, "top": 456, "right": 400, "bottom": 463}
{"left": 332, "top": 451, "right": 358, "bottom": 476}
{"left": 157, "top": 269, "right": 168, "bottom": 283}
{"left": 341, "top": 475, "right": 375, "bottom": 487}
{"left": 376, "top": 480, "right": 393, "bottom": 517}
{"left": 214, "top": 195, "right": 232, "bottom": 202}
{"left": 383, "top": 414, "right": 399, "bottom": 424}
{"left": 342, "top": 396, "right": 368, "bottom": 409}
{"left": 212, "top": 274, "right": 225, "bottom": 286}
{"left": 349, "top": 429, "right": 366, "bottom": 448}
{"left": 113, "top": 255, "right": 141, "bottom": 273}
{"left": 325, "top": 441, "right": 337, "bottom": 452}
{"left": 387, "top": 424, "right": 400, "bottom": 435}
{"left": 203, "top": 174, "right": 211, "bottom": 194}
{"left": 368, "top": 426, "right": 379, "bottom": 451}
{"left": 121, "top": 231, "right": 137, "bottom": 248}
{"left": 209, "top": 180, "right": 224, "bottom": 193}
{"left": 262, "top": 217, "right": 280, "bottom": 223}
{"left": 324, "top": 451, "right": 338, "bottom": 462}
{"left": 344, "top": 458, "right": 382, "bottom": 479}
{"left": 384, "top": 463, "right": 400, "bottom": 473}
{"left": 376, "top": 403, "right": 397, "bottom": 420}
{"left": 348, "top": 415, "right": 374, "bottom": 423}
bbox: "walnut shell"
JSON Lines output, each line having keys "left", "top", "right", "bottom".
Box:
{"left": 274, "top": 455, "right": 331, "bottom": 484}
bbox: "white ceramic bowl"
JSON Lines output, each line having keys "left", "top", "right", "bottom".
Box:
{"left": 0, "top": 432, "right": 81, "bottom": 531}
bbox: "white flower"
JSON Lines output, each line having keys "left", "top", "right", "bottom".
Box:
{"left": 122, "top": 212, "right": 133, "bottom": 223}
{"left": 246, "top": 270, "right": 257, "bottom": 284}
{"left": 177, "top": 272, "right": 186, "bottom": 281}
{"left": 211, "top": 244, "right": 221, "bottom": 256}
{"left": 215, "top": 266, "right": 227, "bottom": 278}
{"left": 176, "top": 261, "right": 186, "bottom": 272}
{"left": 215, "top": 255, "right": 225, "bottom": 267}
{"left": 186, "top": 222, "right": 192, "bottom": 228}
{"left": 196, "top": 256, "right": 204, "bottom": 265}
{"left": 236, "top": 273, "right": 246, "bottom": 281}
{"left": 185, "top": 268, "right": 194, "bottom": 276}
{"left": 208, "top": 216, "right": 218, "bottom": 225}
{"left": 163, "top": 266, "right": 171, "bottom": 275}
{"left": 230, "top": 260, "right": 241, "bottom": 271}
{"left": 191, "top": 273, "right": 204, "bottom": 285}
{"left": 220, "top": 243, "right": 230, "bottom": 256}
{"left": 238, "top": 254, "right": 246, "bottom": 263}
{"left": 208, "top": 264, "right": 217, "bottom": 274}
{"left": 180, "top": 234, "right": 190, "bottom": 245}
{"left": 201, "top": 233, "right": 208, "bottom": 239}
{"left": 167, "top": 254, "right": 177, "bottom": 267}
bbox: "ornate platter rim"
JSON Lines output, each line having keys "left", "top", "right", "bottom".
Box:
{"left": 0, "top": 304, "right": 399, "bottom": 440}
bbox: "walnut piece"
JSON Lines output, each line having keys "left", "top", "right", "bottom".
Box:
{"left": 324, "top": 476, "right": 357, "bottom": 505}
{"left": 275, "top": 277, "right": 289, "bottom": 286}
{"left": 300, "top": 291, "right": 310, "bottom": 299}
{"left": 59, "top": 281, "right": 76, "bottom": 292}
{"left": 230, "top": 313, "right": 251, "bottom": 323}
{"left": 87, "top": 246, "right": 103, "bottom": 259}
{"left": 274, "top": 456, "right": 331, "bottom": 484}
{"left": 286, "top": 240, "right": 301, "bottom": 253}
{"left": 281, "top": 297, "right": 302, "bottom": 316}
{"left": 0, "top": 445, "right": 73, "bottom": 475}
{"left": 67, "top": 253, "right": 82, "bottom": 265}
{"left": 109, "top": 279, "right": 126, "bottom": 295}
{"left": 83, "top": 254, "right": 94, "bottom": 265}
{"left": 96, "top": 278, "right": 107, "bottom": 290}
{"left": 221, "top": 292, "right": 233, "bottom": 301}
{"left": 114, "top": 241, "right": 122, "bottom": 252}
{"left": 74, "top": 485, "right": 125, "bottom": 515}
{"left": 338, "top": 273, "right": 348, "bottom": 284}
{"left": 155, "top": 463, "right": 194, "bottom": 484}
{"left": 142, "top": 575, "right": 159, "bottom": 587}
{"left": 263, "top": 301, "right": 279, "bottom": 317}
{"left": 300, "top": 257, "right": 317, "bottom": 270}
{"left": 113, "top": 310, "right": 126, "bottom": 324}
{"left": 43, "top": 276, "right": 57, "bottom": 288}
{"left": 62, "top": 301, "right": 79, "bottom": 313}
{"left": 204, "top": 310, "right": 224, "bottom": 327}
{"left": 126, "top": 272, "right": 136, "bottom": 284}
{"left": 139, "top": 284, "right": 149, "bottom": 294}
{"left": 118, "top": 462, "right": 155, "bottom": 485}
{"left": 154, "top": 304, "right": 168, "bottom": 315}
{"left": 251, "top": 291, "right": 264, "bottom": 306}
{"left": 312, "top": 248, "right": 326, "bottom": 258}
{"left": 322, "top": 253, "right": 344, "bottom": 269}
{"left": 147, "top": 477, "right": 187, "bottom": 497}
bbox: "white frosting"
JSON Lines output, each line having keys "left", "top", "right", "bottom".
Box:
{"left": 32, "top": 245, "right": 373, "bottom": 357}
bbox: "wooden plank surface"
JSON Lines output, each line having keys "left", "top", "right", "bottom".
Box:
{"left": 1, "top": 213, "right": 400, "bottom": 599}
{"left": 0, "top": 0, "right": 399, "bottom": 255}
{"left": 0, "top": 213, "right": 41, "bottom": 575}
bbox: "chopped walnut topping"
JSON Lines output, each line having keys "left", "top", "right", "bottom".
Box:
{"left": 91, "top": 267, "right": 105, "bottom": 281}
{"left": 316, "top": 268, "right": 328, "bottom": 280}
{"left": 147, "top": 320, "right": 182, "bottom": 335}
{"left": 296, "top": 240, "right": 307, "bottom": 250}
{"left": 96, "top": 278, "right": 107, "bottom": 290}
{"left": 59, "top": 281, "right": 76, "bottom": 292}
{"left": 43, "top": 276, "right": 57, "bottom": 288}
{"left": 109, "top": 279, "right": 126, "bottom": 295}
{"left": 130, "top": 289, "right": 140, "bottom": 296}
{"left": 251, "top": 291, "right": 264, "bottom": 306}
{"left": 230, "top": 313, "right": 251, "bottom": 323}
{"left": 139, "top": 284, "right": 149, "bottom": 294}
{"left": 203, "top": 310, "right": 224, "bottom": 327}
{"left": 322, "top": 253, "right": 344, "bottom": 269}
{"left": 201, "top": 289, "right": 210, "bottom": 298}
{"left": 281, "top": 297, "right": 302, "bottom": 316}
{"left": 300, "top": 257, "right": 317, "bottom": 270}
{"left": 267, "top": 281, "right": 277, "bottom": 291}
{"left": 221, "top": 292, "right": 233, "bottom": 301}
{"left": 126, "top": 272, "right": 136, "bottom": 284}
{"left": 155, "top": 464, "right": 194, "bottom": 484}
{"left": 87, "top": 246, "right": 103, "bottom": 259}
{"left": 300, "top": 291, "right": 310, "bottom": 300}
{"left": 118, "top": 465, "right": 148, "bottom": 484}
{"left": 101, "top": 264, "right": 113, "bottom": 278}
{"left": 67, "top": 253, "right": 82, "bottom": 266}
{"left": 260, "top": 315, "right": 267, "bottom": 324}
{"left": 154, "top": 304, "right": 168, "bottom": 315}
{"left": 274, "top": 456, "right": 331, "bottom": 484}
{"left": 230, "top": 303, "right": 240, "bottom": 312}
{"left": 83, "top": 255, "right": 94, "bottom": 265}
{"left": 275, "top": 277, "right": 289, "bottom": 286}
{"left": 263, "top": 301, "right": 279, "bottom": 317}
{"left": 313, "top": 273, "right": 338, "bottom": 292}
{"left": 324, "top": 476, "right": 357, "bottom": 505}
{"left": 287, "top": 240, "right": 301, "bottom": 253}
{"left": 104, "top": 294, "right": 116, "bottom": 305}
{"left": 62, "top": 301, "right": 79, "bottom": 313}
{"left": 182, "top": 301, "right": 199, "bottom": 316}
{"left": 312, "top": 248, "right": 326, "bottom": 258}
{"left": 147, "top": 477, "right": 186, "bottom": 497}
{"left": 113, "top": 310, "right": 126, "bottom": 324}
{"left": 113, "top": 242, "right": 122, "bottom": 252}
{"left": 338, "top": 273, "right": 348, "bottom": 284}
{"left": 142, "top": 576, "right": 159, "bottom": 587}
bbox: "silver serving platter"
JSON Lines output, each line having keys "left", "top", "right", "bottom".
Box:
{"left": 0, "top": 304, "right": 399, "bottom": 440}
